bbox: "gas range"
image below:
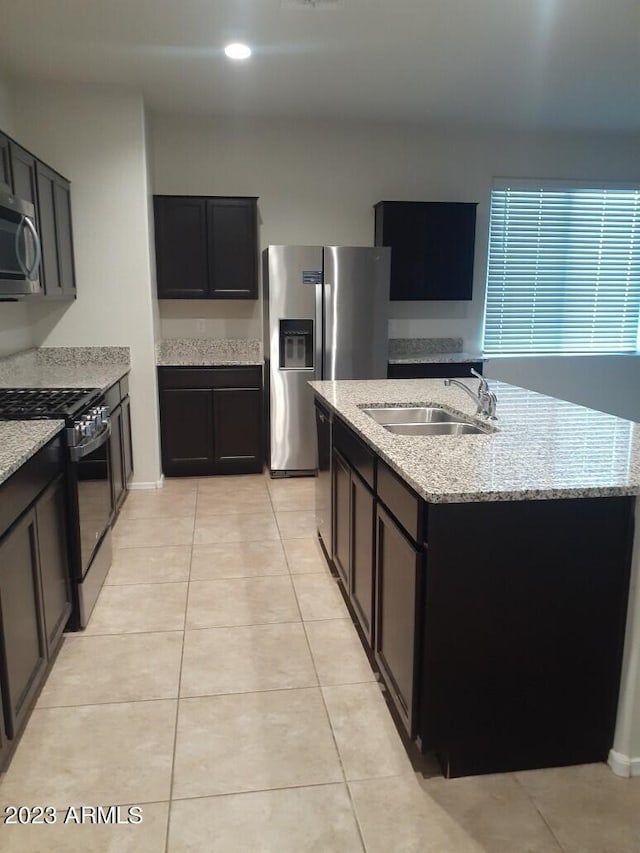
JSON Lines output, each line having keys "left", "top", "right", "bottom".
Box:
{"left": 0, "top": 387, "right": 100, "bottom": 420}
{"left": 0, "top": 386, "right": 114, "bottom": 629}
{"left": 0, "top": 387, "right": 108, "bottom": 450}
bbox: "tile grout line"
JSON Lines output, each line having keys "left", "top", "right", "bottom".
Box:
{"left": 512, "top": 774, "right": 568, "bottom": 852}
{"left": 163, "top": 517, "right": 194, "bottom": 853}
{"left": 272, "top": 474, "right": 368, "bottom": 853}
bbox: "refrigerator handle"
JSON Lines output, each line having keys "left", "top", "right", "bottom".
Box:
{"left": 315, "top": 279, "right": 323, "bottom": 380}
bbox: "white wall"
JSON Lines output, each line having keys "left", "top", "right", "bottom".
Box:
{"left": 0, "top": 74, "right": 34, "bottom": 357}
{"left": 486, "top": 355, "right": 640, "bottom": 423}
{"left": 12, "top": 81, "right": 161, "bottom": 486}
{"left": 149, "top": 113, "right": 640, "bottom": 348}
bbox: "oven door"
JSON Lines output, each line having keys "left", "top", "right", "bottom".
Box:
{"left": 0, "top": 190, "right": 42, "bottom": 297}
{"left": 74, "top": 422, "right": 114, "bottom": 576}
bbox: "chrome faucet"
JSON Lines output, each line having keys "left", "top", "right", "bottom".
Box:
{"left": 443, "top": 369, "right": 498, "bottom": 420}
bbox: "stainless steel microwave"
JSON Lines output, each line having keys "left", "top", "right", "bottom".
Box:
{"left": 0, "top": 189, "right": 42, "bottom": 298}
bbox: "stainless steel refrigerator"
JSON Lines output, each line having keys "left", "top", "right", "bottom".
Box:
{"left": 262, "top": 245, "right": 391, "bottom": 477}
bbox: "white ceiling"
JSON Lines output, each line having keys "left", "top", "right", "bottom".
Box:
{"left": 0, "top": 0, "right": 638, "bottom": 130}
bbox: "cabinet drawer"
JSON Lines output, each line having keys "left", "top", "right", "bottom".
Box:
{"left": 377, "top": 461, "right": 424, "bottom": 545}
{"left": 0, "top": 437, "right": 63, "bottom": 539}
{"left": 120, "top": 373, "right": 130, "bottom": 398}
{"left": 158, "top": 366, "right": 262, "bottom": 390}
{"left": 333, "top": 418, "right": 375, "bottom": 491}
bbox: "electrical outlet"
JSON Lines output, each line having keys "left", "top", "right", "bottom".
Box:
{"left": 196, "top": 318, "right": 206, "bottom": 334}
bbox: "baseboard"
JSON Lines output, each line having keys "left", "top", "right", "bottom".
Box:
{"left": 608, "top": 748, "right": 640, "bottom": 777}
{"left": 128, "top": 477, "right": 164, "bottom": 490}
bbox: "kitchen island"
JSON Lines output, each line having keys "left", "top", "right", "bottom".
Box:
{"left": 311, "top": 378, "right": 640, "bottom": 777}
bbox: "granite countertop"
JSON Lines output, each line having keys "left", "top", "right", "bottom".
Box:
{"left": 0, "top": 420, "right": 65, "bottom": 487}
{"left": 387, "top": 337, "right": 484, "bottom": 365}
{"left": 388, "top": 351, "right": 485, "bottom": 365}
{"left": 0, "top": 347, "right": 129, "bottom": 393}
{"left": 310, "top": 378, "right": 640, "bottom": 503}
{"left": 157, "top": 339, "right": 263, "bottom": 367}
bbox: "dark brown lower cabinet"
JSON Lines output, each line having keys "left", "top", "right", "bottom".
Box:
{"left": 36, "top": 475, "right": 72, "bottom": 656}
{"left": 0, "top": 509, "right": 48, "bottom": 739}
{"left": 106, "top": 379, "right": 134, "bottom": 515}
{"left": 160, "top": 388, "right": 215, "bottom": 475}
{"left": 332, "top": 449, "right": 351, "bottom": 588}
{"left": 158, "top": 367, "right": 263, "bottom": 477}
{"left": 212, "top": 388, "right": 262, "bottom": 471}
{"left": 350, "top": 471, "right": 375, "bottom": 644}
{"left": 121, "top": 396, "right": 133, "bottom": 484}
{"left": 387, "top": 361, "right": 483, "bottom": 379}
{"left": 374, "top": 504, "right": 422, "bottom": 738}
{"left": 0, "top": 437, "right": 71, "bottom": 770}
{"left": 318, "top": 409, "right": 635, "bottom": 778}
{"left": 110, "top": 404, "right": 125, "bottom": 508}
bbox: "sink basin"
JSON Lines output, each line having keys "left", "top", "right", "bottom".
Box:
{"left": 384, "top": 422, "right": 488, "bottom": 436}
{"left": 362, "top": 406, "right": 460, "bottom": 425}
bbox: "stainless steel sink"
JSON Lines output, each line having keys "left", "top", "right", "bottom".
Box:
{"left": 362, "top": 406, "right": 460, "bottom": 425}
{"left": 361, "top": 405, "right": 489, "bottom": 436}
{"left": 384, "top": 422, "right": 487, "bottom": 436}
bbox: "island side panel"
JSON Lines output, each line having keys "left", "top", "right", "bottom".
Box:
{"left": 422, "top": 496, "right": 635, "bottom": 778}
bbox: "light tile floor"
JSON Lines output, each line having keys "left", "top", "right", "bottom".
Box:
{"left": 0, "top": 472, "right": 638, "bottom": 852}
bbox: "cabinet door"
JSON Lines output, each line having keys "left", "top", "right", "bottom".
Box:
{"left": 375, "top": 504, "right": 422, "bottom": 736}
{"left": 53, "top": 176, "right": 76, "bottom": 298}
{"left": 9, "top": 143, "right": 37, "bottom": 211}
{"left": 422, "top": 203, "right": 476, "bottom": 300}
{"left": 375, "top": 201, "right": 476, "bottom": 301}
{"left": 159, "top": 388, "right": 215, "bottom": 476}
{"left": 110, "top": 405, "right": 125, "bottom": 511}
{"left": 350, "top": 472, "right": 375, "bottom": 645}
{"left": 0, "top": 509, "right": 47, "bottom": 739}
{"left": 207, "top": 198, "right": 258, "bottom": 299}
{"left": 332, "top": 448, "right": 351, "bottom": 589}
{"left": 154, "top": 197, "right": 209, "bottom": 298}
{"left": 121, "top": 396, "right": 134, "bottom": 484}
{"left": 212, "top": 387, "right": 263, "bottom": 473}
{"left": 0, "top": 133, "right": 11, "bottom": 193}
{"left": 36, "top": 475, "right": 72, "bottom": 656}
{"left": 375, "top": 203, "right": 426, "bottom": 301}
{"left": 36, "top": 163, "right": 61, "bottom": 297}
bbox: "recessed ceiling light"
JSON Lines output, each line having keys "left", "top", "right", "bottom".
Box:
{"left": 224, "top": 43, "right": 252, "bottom": 60}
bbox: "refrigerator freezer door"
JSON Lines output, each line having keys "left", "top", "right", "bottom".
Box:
{"left": 264, "top": 245, "right": 322, "bottom": 474}
{"left": 323, "top": 246, "right": 391, "bottom": 380}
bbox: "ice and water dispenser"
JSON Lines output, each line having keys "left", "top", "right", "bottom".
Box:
{"left": 279, "top": 319, "right": 314, "bottom": 370}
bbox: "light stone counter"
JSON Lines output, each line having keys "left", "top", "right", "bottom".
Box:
{"left": 0, "top": 348, "right": 129, "bottom": 393}
{"left": 0, "top": 420, "right": 65, "bottom": 486}
{"left": 388, "top": 351, "right": 485, "bottom": 365}
{"left": 156, "top": 339, "right": 263, "bottom": 367}
{"left": 310, "top": 378, "right": 640, "bottom": 503}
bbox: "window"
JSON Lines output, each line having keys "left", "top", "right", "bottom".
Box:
{"left": 482, "top": 180, "right": 640, "bottom": 355}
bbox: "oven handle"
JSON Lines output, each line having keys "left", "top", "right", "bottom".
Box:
{"left": 70, "top": 421, "right": 111, "bottom": 462}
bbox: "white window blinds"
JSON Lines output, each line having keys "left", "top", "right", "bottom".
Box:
{"left": 483, "top": 180, "right": 640, "bottom": 355}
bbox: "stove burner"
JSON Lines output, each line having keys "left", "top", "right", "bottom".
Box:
{"left": 0, "top": 387, "right": 100, "bottom": 420}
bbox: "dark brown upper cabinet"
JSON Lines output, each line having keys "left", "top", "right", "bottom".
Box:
{"left": 374, "top": 200, "right": 477, "bottom": 301}
{"left": 1, "top": 128, "right": 76, "bottom": 301}
{"left": 0, "top": 133, "right": 11, "bottom": 193}
{"left": 34, "top": 164, "right": 77, "bottom": 300}
{"left": 154, "top": 195, "right": 258, "bottom": 300}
